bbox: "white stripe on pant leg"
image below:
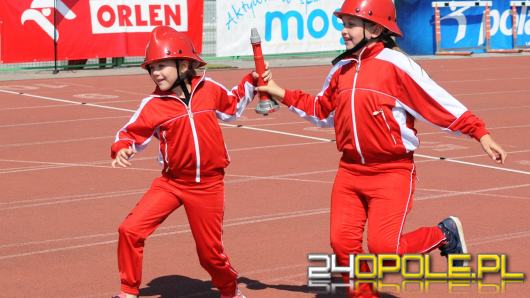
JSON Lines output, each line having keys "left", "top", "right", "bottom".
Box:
{"left": 419, "top": 238, "right": 446, "bottom": 254}
{"left": 395, "top": 164, "right": 415, "bottom": 254}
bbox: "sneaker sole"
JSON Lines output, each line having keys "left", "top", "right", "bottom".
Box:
{"left": 449, "top": 216, "right": 468, "bottom": 266}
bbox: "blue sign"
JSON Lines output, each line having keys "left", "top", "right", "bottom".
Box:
{"left": 396, "top": 1, "right": 530, "bottom": 54}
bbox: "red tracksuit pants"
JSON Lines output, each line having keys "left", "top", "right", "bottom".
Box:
{"left": 117, "top": 175, "right": 238, "bottom": 296}
{"left": 330, "top": 160, "right": 446, "bottom": 270}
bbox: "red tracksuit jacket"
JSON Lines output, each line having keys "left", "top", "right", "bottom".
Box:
{"left": 282, "top": 42, "right": 489, "bottom": 164}
{"left": 111, "top": 72, "right": 256, "bottom": 182}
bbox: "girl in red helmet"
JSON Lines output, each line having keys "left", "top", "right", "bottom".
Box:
{"left": 110, "top": 26, "right": 258, "bottom": 298}
{"left": 258, "top": 0, "right": 506, "bottom": 295}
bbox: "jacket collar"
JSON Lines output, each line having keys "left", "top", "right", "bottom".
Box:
{"left": 355, "top": 42, "right": 385, "bottom": 61}
{"left": 338, "top": 41, "right": 385, "bottom": 64}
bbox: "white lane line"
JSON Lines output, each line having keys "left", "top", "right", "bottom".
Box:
{"left": 468, "top": 231, "right": 530, "bottom": 246}
{"left": 473, "top": 105, "right": 530, "bottom": 112}
{"left": 2, "top": 89, "right": 528, "bottom": 176}
{"left": 225, "top": 121, "right": 307, "bottom": 128}
{"left": 0, "top": 141, "right": 331, "bottom": 174}
{"left": 0, "top": 188, "right": 147, "bottom": 206}
{"left": 0, "top": 135, "right": 112, "bottom": 148}
{"left": 0, "top": 89, "right": 135, "bottom": 113}
{"left": 0, "top": 116, "right": 128, "bottom": 128}
{"left": 415, "top": 154, "right": 530, "bottom": 175}
{"left": 1, "top": 208, "right": 327, "bottom": 249}
{"left": 441, "top": 77, "right": 530, "bottom": 83}
{"left": 221, "top": 122, "right": 334, "bottom": 142}
{"left": 416, "top": 183, "right": 530, "bottom": 201}
{"left": 454, "top": 89, "right": 530, "bottom": 97}
{"left": 0, "top": 208, "right": 329, "bottom": 260}
{"left": 0, "top": 99, "right": 138, "bottom": 111}
{"left": 414, "top": 149, "right": 530, "bottom": 163}
{"left": 0, "top": 190, "right": 147, "bottom": 211}
{"left": 113, "top": 89, "right": 146, "bottom": 96}
{"left": 227, "top": 174, "right": 331, "bottom": 184}
{"left": 2, "top": 170, "right": 526, "bottom": 211}
{"left": 0, "top": 163, "right": 155, "bottom": 174}
{"left": 418, "top": 187, "right": 530, "bottom": 201}
{"left": 0, "top": 169, "right": 337, "bottom": 209}
{"left": 226, "top": 169, "right": 336, "bottom": 184}
{"left": 418, "top": 124, "right": 530, "bottom": 135}
{"left": 2, "top": 205, "right": 528, "bottom": 260}
{"left": 228, "top": 141, "right": 329, "bottom": 152}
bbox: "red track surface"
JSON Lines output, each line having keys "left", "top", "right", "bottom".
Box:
{"left": 1, "top": 56, "right": 529, "bottom": 297}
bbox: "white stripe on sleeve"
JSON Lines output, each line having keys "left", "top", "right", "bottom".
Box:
{"left": 376, "top": 49, "right": 468, "bottom": 121}
{"left": 114, "top": 96, "right": 155, "bottom": 152}
{"left": 208, "top": 78, "right": 255, "bottom": 122}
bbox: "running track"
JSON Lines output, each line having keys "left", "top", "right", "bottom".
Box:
{"left": 0, "top": 56, "right": 529, "bottom": 297}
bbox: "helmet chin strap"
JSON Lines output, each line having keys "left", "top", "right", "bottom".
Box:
{"left": 171, "top": 60, "right": 191, "bottom": 105}
{"left": 332, "top": 21, "right": 371, "bottom": 66}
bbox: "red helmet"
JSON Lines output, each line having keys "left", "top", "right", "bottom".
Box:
{"left": 334, "top": 0, "right": 402, "bottom": 37}
{"left": 141, "top": 26, "right": 206, "bottom": 69}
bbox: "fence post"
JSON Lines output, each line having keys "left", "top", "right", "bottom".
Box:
{"left": 53, "top": 0, "right": 59, "bottom": 74}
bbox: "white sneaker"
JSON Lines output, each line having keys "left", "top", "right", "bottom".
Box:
{"left": 220, "top": 288, "right": 245, "bottom": 298}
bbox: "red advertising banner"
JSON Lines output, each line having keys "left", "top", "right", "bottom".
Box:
{"left": 0, "top": 0, "right": 203, "bottom": 63}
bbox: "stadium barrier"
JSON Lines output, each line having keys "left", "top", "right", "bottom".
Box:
{"left": 433, "top": 1, "right": 522, "bottom": 55}
{"left": 511, "top": 1, "right": 530, "bottom": 51}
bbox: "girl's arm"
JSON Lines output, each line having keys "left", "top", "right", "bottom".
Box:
{"left": 394, "top": 56, "right": 507, "bottom": 163}
{"left": 257, "top": 63, "right": 342, "bottom": 128}
{"left": 211, "top": 73, "right": 257, "bottom": 122}
{"left": 110, "top": 98, "right": 157, "bottom": 167}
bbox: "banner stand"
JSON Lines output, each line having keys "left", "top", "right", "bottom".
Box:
{"left": 52, "top": 0, "right": 58, "bottom": 74}
{"left": 484, "top": 3, "right": 522, "bottom": 53}
{"left": 432, "top": 1, "right": 522, "bottom": 55}
{"left": 432, "top": 2, "right": 475, "bottom": 56}
{"left": 511, "top": 1, "right": 530, "bottom": 52}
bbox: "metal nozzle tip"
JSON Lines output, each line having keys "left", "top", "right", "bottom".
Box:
{"left": 250, "top": 28, "right": 261, "bottom": 43}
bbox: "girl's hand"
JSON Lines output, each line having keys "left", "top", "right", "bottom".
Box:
{"left": 479, "top": 134, "right": 507, "bottom": 164}
{"left": 252, "top": 62, "right": 272, "bottom": 83}
{"left": 256, "top": 79, "right": 286, "bottom": 102}
{"left": 111, "top": 147, "right": 136, "bottom": 168}
{"left": 251, "top": 61, "right": 285, "bottom": 101}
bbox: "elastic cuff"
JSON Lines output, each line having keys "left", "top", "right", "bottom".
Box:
{"left": 282, "top": 89, "right": 296, "bottom": 106}
{"left": 111, "top": 141, "right": 131, "bottom": 159}
{"left": 218, "top": 280, "right": 238, "bottom": 296}
{"left": 120, "top": 284, "right": 139, "bottom": 296}
{"left": 472, "top": 128, "right": 489, "bottom": 141}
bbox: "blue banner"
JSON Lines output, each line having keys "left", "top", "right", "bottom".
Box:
{"left": 396, "top": 1, "right": 530, "bottom": 54}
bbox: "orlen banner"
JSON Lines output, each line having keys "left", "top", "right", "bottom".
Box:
{"left": 396, "top": 0, "right": 530, "bottom": 54}
{"left": 216, "top": 0, "right": 344, "bottom": 57}
{"left": 0, "top": 0, "right": 203, "bottom": 63}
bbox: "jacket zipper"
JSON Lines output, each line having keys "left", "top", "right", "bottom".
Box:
{"left": 186, "top": 106, "right": 201, "bottom": 183}
{"left": 373, "top": 109, "right": 397, "bottom": 145}
{"left": 162, "top": 74, "right": 204, "bottom": 183}
{"left": 169, "top": 100, "right": 201, "bottom": 183}
{"left": 351, "top": 50, "right": 365, "bottom": 164}
{"left": 184, "top": 75, "right": 204, "bottom": 183}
